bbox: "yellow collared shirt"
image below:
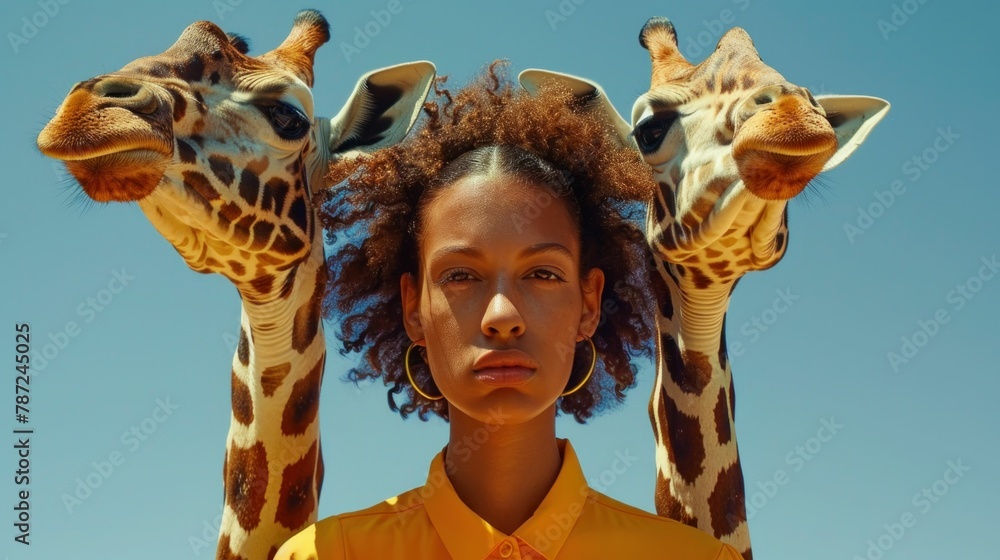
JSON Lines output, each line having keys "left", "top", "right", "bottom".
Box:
{"left": 277, "top": 438, "right": 744, "bottom": 560}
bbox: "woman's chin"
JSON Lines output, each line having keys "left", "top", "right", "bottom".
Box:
{"left": 450, "top": 391, "right": 560, "bottom": 427}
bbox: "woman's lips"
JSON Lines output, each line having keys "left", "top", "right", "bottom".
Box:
{"left": 474, "top": 367, "right": 535, "bottom": 386}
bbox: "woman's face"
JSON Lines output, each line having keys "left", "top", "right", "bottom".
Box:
{"left": 401, "top": 173, "right": 604, "bottom": 425}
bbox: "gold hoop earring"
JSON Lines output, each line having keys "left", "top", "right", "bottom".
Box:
{"left": 405, "top": 342, "right": 444, "bottom": 401}
{"left": 561, "top": 335, "right": 597, "bottom": 397}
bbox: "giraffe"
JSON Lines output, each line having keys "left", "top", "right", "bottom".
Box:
{"left": 36, "top": 10, "right": 434, "bottom": 559}
{"left": 522, "top": 16, "right": 889, "bottom": 559}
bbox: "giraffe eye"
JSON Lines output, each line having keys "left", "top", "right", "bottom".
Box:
{"left": 632, "top": 112, "right": 678, "bottom": 154}
{"left": 266, "top": 102, "right": 310, "bottom": 141}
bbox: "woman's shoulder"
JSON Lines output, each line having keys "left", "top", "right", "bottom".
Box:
{"left": 274, "top": 486, "right": 431, "bottom": 560}
{"left": 577, "top": 488, "right": 745, "bottom": 559}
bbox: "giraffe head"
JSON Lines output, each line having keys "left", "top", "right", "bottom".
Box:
{"left": 37, "top": 10, "right": 434, "bottom": 295}
{"left": 630, "top": 17, "right": 888, "bottom": 279}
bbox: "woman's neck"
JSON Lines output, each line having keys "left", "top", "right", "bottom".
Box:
{"left": 443, "top": 405, "right": 562, "bottom": 535}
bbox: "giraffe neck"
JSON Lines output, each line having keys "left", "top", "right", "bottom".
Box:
{"left": 649, "top": 255, "right": 751, "bottom": 558}
{"left": 217, "top": 222, "right": 327, "bottom": 560}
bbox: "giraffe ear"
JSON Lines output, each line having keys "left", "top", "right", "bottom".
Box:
{"left": 518, "top": 68, "right": 634, "bottom": 149}
{"left": 816, "top": 95, "right": 891, "bottom": 172}
{"left": 327, "top": 61, "right": 436, "bottom": 156}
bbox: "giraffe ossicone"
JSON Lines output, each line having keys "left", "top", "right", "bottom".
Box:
{"left": 522, "top": 15, "right": 889, "bottom": 560}
{"left": 37, "top": 9, "right": 435, "bottom": 560}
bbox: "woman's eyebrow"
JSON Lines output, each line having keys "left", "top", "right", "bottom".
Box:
{"left": 520, "top": 242, "right": 574, "bottom": 260}
{"left": 429, "top": 242, "right": 574, "bottom": 262}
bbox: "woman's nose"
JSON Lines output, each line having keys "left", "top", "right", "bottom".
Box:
{"left": 481, "top": 290, "right": 526, "bottom": 338}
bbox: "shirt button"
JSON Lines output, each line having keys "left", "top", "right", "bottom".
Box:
{"left": 499, "top": 540, "right": 514, "bottom": 558}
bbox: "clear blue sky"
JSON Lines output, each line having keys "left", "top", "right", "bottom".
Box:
{"left": 2, "top": 1, "right": 997, "bottom": 559}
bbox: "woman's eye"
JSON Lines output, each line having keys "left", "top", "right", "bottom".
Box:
{"left": 530, "top": 269, "right": 564, "bottom": 282}
{"left": 265, "top": 102, "right": 310, "bottom": 140}
{"left": 440, "top": 270, "right": 474, "bottom": 284}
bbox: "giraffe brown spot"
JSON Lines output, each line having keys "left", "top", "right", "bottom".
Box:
{"left": 237, "top": 327, "right": 249, "bottom": 366}
{"left": 251, "top": 221, "right": 275, "bottom": 251}
{"left": 228, "top": 260, "right": 246, "bottom": 277}
{"left": 229, "top": 215, "right": 250, "bottom": 246}
{"left": 261, "top": 178, "right": 288, "bottom": 213}
{"left": 742, "top": 74, "right": 755, "bottom": 89}
{"left": 219, "top": 201, "right": 242, "bottom": 222}
{"left": 689, "top": 267, "right": 714, "bottom": 289}
{"left": 658, "top": 385, "right": 706, "bottom": 485}
{"left": 659, "top": 181, "right": 676, "bottom": 219}
{"left": 719, "top": 237, "right": 737, "bottom": 248}
{"left": 231, "top": 369, "right": 254, "bottom": 426}
{"left": 271, "top": 225, "right": 306, "bottom": 256}
{"left": 225, "top": 441, "right": 268, "bottom": 532}
{"left": 675, "top": 264, "right": 686, "bottom": 277}
{"left": 205, "top": 257, "right": 223, "bottom": 270}
{"left": 655, "top": 478, "right": 699, "bottom": 527}
{"left": 725, "top": 101, "right": 738, "bottom": 132}
{"left": 654, "top": 197, "right": 668, "bottom": 223}
{"left": 288, "top": 196, "right": 308, "bottom": 233}
{"left": 715, "top": 128, "right": 732, "bottom": 146}
{"left": 735, "top": 258, "right": 753, "bottom": 267}
{"left": 709, "top": 460, "right": 747, "bottom": 539}
{"left": 720, "top": 75, "right": 737, "bottom": 94}
{"left": 704, "top": 247, "right": 723, "bottom": 259}
{"left": 245, "top": 156, "right": 269, "bottom": 176}
{"left": 714, "top": 387, "right": 731, "bottom": 445}
{"left": 281, "top": 358, "right": 322, "bottom": 436}
{"left": 177, "top": 53, "right": 205, "bottom": 83}
{"left": 210, "top": 155, "right": 236, "bottom": 186}
{"left": 684, "top": 349, "right": 713, "bottom": 394}
{"left": 215, "top": 533, "right": 249, "bottom": 560}
{"left": 681, "top": 207, "right": 700, "bottom": 231}
{"left": 177, "top": 139, "right": 197, "bottom": 164}
{"left": 261, "top": 362, "right": 292, "bottom": 397}
{"left": 663, "top": 334, "right": 710, "bottom": 395}
{"left": 183, "top": 171, "right": 219, "bottom": 201}
{"left": 275, "top": 441, "right": 318, "bottom": 530}
{"left": 239, "top": 169, "right": 260, "bottom": 206}
{"left": 648, "top": 260, "right": 674, "bottom": 320}
{"left": 292, "top": 267, "right": 324, "bottom": 353}
{"left": 708, "top": 260, "right": 730, "bottom": 274}
{"left": 704, "top": 76, "right": 715, "bottom": 92}
{"left": 249, "top": 275, "right": 274, "bottom": 297}
{"left": 169, "top": 88, "right": 188, "bottom": 122}
{"left": 278, "top": 266, "right": 298, "bottom": 299}
{"left": 257, "top": 253, "right": 284, "bottom": 266}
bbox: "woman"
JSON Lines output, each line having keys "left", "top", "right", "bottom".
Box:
{"left": 277, "top": 62, "right": 744, "bottom": 560}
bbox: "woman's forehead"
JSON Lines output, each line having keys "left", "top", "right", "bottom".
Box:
{"left": 420, "top": 174, "right": 580, "bottom": 259}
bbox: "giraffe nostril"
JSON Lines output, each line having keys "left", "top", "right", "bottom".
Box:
{"left": 92, "top": 78, "right": 159, "bottom": 114}
{"left": 95, "top": 79, "right": 143, "bottom": 99}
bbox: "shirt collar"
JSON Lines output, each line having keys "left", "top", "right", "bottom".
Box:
{"left": 422, "top": 438, "right": 590, "bottom": 560}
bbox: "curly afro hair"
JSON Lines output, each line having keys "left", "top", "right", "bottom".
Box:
{"left": 318, "top": 61, "right": 657, "bottom": 423}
